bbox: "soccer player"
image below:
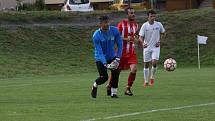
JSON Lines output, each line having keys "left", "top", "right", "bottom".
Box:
{"left": 91, "top": 15, "right": 123, "bottom": 98}
{"left": 107, "top": 7, "right": 139, "bottom": 96}
{"left": 139, "top": 10, "right": 165, "bottom": 87}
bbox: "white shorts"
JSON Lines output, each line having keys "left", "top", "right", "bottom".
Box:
{"left": 143, "top": 47, "right": 160, "bottom": 62}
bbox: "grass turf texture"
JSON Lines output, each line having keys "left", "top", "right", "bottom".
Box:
{"left": 0, "top": 8, "right": 215, "bottom": 78}
{"left": 0, "top": 67, "right": 215, "bottom": 121}
{"left": 0, "top": 8, "right": 215, "bottom": 121}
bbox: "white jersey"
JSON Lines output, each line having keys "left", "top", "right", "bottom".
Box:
{"left": 139, "top": 21, "right": 165, "bottom": 50}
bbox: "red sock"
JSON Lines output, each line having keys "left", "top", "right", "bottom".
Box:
{"left": 127, "top": 72, "right": 136, "bottom": 87}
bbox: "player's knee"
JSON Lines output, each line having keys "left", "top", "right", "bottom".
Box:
{"left": 144, "top": 65, "right": 149, "bottom": 69}
{"left": 132, "top": 69, "right": 137, "bottom": 73}
{"left": 152, "top": 64, "right": 157, "bottom": 68}
{"left": 144, "top": 64, "right": 149, "bottom": 68}
{"left": 131, "top": 67, "right": 137, "bottom": 73}
{"left": 152, "top": 62, "right": 157, "bottom": 68}
{"left": 152, "top": 60, "right": 157, "bottom": 66}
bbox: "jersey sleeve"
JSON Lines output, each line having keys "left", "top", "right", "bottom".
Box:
{"left": 114, "top": 28, "right": 123, "bottom": 58}
{"left": 135, "top": 23, "right": 139, "bottom": 35}
{"left": 117, "top": 21, "right": 123, "bottom": 34}
{"left": 139, "top": 23, "right": 145, "bottom": 37}
{"left": 92, "top": 34, "right": 107, "bottom": 64}
{"left": 159, "top": 22, "right": 165, "bottom": 33}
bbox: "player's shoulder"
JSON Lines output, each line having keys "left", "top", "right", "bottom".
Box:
{"left": 110, "top": 26, "right": 120, "bottom": 32}
{"left": 141, "top": 21, "right": 149, "bottom": 27}
{"left": 134, "top": 21, "right": 138, "bottom": 25}
{"left": 144, "top": 21, "right": 149, "bottom": 25}
{"left": 110, "top": 25, "right": 118, "bottom": 29}
{"left": 93, "top": 29, "right": 100, "bottom": 38}
{"left": 155, "top": 21, "right": 163, "bottom": 26}
{"left": 117, "top": 20, "right": 125, "bottom": 26}
{"left": 120, "top": 19, "right": 128, "bottom": 23}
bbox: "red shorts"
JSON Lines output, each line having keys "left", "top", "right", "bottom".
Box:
{"left": 119, "top": 54, "right": 138, "bottom": 70}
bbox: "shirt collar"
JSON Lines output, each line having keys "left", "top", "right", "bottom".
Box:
{"left": 99, "top": 26, "right": 111, "bottom": 34}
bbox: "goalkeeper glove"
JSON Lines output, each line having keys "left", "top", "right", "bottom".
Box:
{"left": 110, "top": 57, "right": 120, "bottom": 70}
{"left": 104, "top": 63, "right": 115, "bottom": 70}
{"left": 104, "top": 58, "right": 120, "bottom": 70}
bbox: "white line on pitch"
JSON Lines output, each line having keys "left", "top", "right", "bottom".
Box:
{"left": 82, "top": 102, "right": 215, "bottom": 121}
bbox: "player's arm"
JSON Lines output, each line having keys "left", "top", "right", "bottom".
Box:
{"left": 117, "top": 21, "right": 130, "bottom": 41}
{"left": 115, "top": 28, "right": 123, "bottom": 58}
{"left": 155, "top": 32, "right": 166, "bottom": 47}
{"left": 117, "top": 22, "right": 127, "bottom": 41}
{"left": 93, "top": 35, "right": 107, "bottom": 65}
{"left": 160, "top": 32, "right": 166, "bottom": 40}
{"left": 139, "top": 24, "right": 147, "bottom": 48}
{"left": 156, "top": 22, "right": 166, "bottom": 47}
{"left": 160, "top": 22, "right": 166, "bottom": 40}
{"left": 105, "top": 29, "right": 122, "bottom": 70}
{"left": 93, "top": 37, "right": 115, "bottom": 70}
{"left": 134, "top": 24, "right": 140, "bottom": 43}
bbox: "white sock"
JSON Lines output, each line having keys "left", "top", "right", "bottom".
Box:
{"left": 151, "top": 66, "right": 157, "bottom": 79}
{"left": 143, "top": 68, "right": 149, "bottom": 83}
{"left": 93, "top": 82, "right": 97, "bottom": 88}
{"left": 111, "top": 88, "right": 117, "bottom": 96}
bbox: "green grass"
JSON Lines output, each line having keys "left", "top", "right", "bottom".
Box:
{"left": 0, "top": 26, "right": 95, "bottom": 78}
{"left": 158, "top": 9, "right": 215, "bottom": 65}
{"left": 0, "top": 7, "right": 215, "bottom": 121}
{"left": 1, "top": 8, "right": 215, "bottom": 78}
{"left": 0, "top": 67, "right": 215, "bottom": 121}
{"left": 0, "top": 9, "right": 215, "bottom": 78}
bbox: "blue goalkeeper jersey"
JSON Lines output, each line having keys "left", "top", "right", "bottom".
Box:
{"left": 93, "top": 26, "right": 123, "bottom": 65}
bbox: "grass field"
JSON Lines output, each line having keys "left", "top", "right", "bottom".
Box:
{"left": 0, "top": 8, "right": 215, "bottom": 121}
{"left": 1, "top": 8, "right": 215, "bottom": 78}
{"left": 0, "top": 67, "right": 215, "bottom": 121}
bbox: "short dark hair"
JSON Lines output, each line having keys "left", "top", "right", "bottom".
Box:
{"left": 125, "top": 7, "right": 134, "bottom": 15}
{"left": 99, "top": 15, "right": 109, "bottom": 23}
{"left": 147, "top": 10, "right": 156, "bottom": 16}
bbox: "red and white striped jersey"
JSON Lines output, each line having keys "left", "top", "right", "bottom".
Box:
{"left": 117, "top": 19, "right": 139, "bottom": 57}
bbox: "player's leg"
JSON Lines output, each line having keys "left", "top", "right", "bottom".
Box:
{"left": 150, "top": 48, "right": 160, "bottom": 86}
{"left": 125, "top": 64, "right": 137, "bottom": 96}
{"left": 91, "top": 61, "right": 108, "bottom": 98}
{"left": 106, "top": 57, "right": 126, "bottom": 96}
{"left": 150, "top": 59, "right": 157, "bottom": 86}
{"left": 143, "top": 62, "right": 150, "bottom": 87}
{"left": 143, "top": 50, "right": 151, "bottom": 87}
{"left": 110, "top": 68, "right": 120, "bottom": 98}
{"left": 125, "top": 54, "right": 138, "bottom": 96}
{"left": 106, "top": 76, "right": 112, "bottom": 96}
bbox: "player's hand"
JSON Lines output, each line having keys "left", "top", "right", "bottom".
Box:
{"left": 155, "top": 41, "right": 160, "bottom": 47}
{"left": 111, "top": 58, "right": 120, "bottom": 70}
{"left": 143, "top": 43, "right": 148, "bottom": 48}
{"left": 105, "top": 58, "right": 120, "bottom": 70}
{"left": 123, "top": 37, "right": 130, "bottom": 42}
{"left": 133, "top": 35, "right": 139, "bottom": 43}
{"left": 105, "top": 64, "right": 115, "bottom": 70}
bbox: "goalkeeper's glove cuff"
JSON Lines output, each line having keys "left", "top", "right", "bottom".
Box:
{"left": 115, "top": 57, "right": 120, "bottom": 63}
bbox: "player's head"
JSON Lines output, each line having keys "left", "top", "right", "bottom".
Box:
{"left": 125, "top": 7, "right": 135, "bottom": 21}
{"left": 147, "top": 10, "right": 156, "bottom": 23}
{"left": 99, "top": 15, "right": 110, "bottom": 32}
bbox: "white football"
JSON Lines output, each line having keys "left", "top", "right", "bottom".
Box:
{"left": 164, "top": 58, "right": 177, "bottom": 71}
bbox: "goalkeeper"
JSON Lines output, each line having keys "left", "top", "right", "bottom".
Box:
{"left": 91, "top": 15, "right": 123, "bottom": 98}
